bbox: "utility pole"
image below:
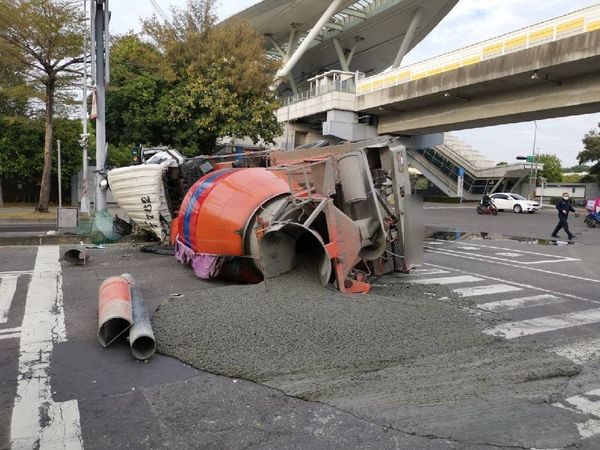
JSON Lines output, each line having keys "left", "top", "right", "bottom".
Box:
{"left": 57, "top": 139, "right": 62, "bottom": 208}
{"left": 80, "top": 0, "right": 90, "bottom": 214}
{"left": 91, "top": 0, "right": 110, "bottom": 211}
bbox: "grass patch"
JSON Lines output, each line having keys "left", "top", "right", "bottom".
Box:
{"left": 0, "top": 204, "right": 57, "bottom": 220}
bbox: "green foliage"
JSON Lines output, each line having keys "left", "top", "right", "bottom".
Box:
{"left": 168, "top": 60, "right": 281, "bottom": 151}
{"left": 536, "top": 153, "right": 563, "bottom": 182}
{"left": 107, "top": 144, "right": 136, "bottom": 168}
{"left": 105, "top": 0, "right": 282, "bottom": 155}
{"left": 562, "top": 164, "right": 591, "bottom": 173}
{"left": 0, "top": 0, "right": 85, "bottom": 211}
{"left": 578, "top": 123, "right": 600, "bottom": 186}
{"left": 106, "top": 34, "right": 176, "bottom": 147}
{"left": 413, "top": 176, "right": 429, "bottom": 191}
{"left": 0, "top": 116, "right": 82, "bottom": 183}
{"left": 0, "top": 0, "right": 84, "bottom": 109}
{"left": 562, "top": 174, "right": 583, "bottom": 183}
{"left": 496, "top": 161, "right": 508, "bottom": 166}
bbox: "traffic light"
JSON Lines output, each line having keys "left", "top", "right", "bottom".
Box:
{"left": 131, "top": 148, "right": 140, "bottom": 165}
{"left": 516, "top": 155, "right": 535, "bottom": 162}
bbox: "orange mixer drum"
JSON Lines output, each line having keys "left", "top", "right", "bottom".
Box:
{"left": 177, "top": 168, "right": 292, "bottom": 256}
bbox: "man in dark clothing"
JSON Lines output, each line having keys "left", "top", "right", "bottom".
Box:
{"left": 552, "top": 193, "right": 577, "bottom": 239}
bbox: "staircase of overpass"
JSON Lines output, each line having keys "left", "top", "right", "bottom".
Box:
{"left": 409, "top": 134, "right": 536, "bottom": 200}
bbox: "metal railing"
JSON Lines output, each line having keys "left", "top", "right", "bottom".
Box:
{"left": 281, "top": 77, "right": 358, "bottom": 106}
{"left": 357, "top": 3, "right": 600, "bottom": 95}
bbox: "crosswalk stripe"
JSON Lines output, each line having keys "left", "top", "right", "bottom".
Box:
{"left": 560, "top": 390, "right": 600, "bottom": 439}
{"left": 411, "top": 269, "right": 450, "bottom": 275}
{"left": 0, "top": 327, "right": 21, "bottom": 334}
{"left": 0, "top": 332, "right": 20, "bottom": 340}
{"left": 478, "top": 294, "right": 565, "bottom": 313}
{"left": 410, "top": 275, "right": 482, "bottom": 285}
{"left": 0, "top": 275, "right": 19, "bottom": 324}
{"left": 454, "top": 284, "right": 522, "bottom": 298}
{"left": 552, "top": 337, "right": 600, "bottom": 364}
{"left": 483, "top": 308, "right": 600, "bottom": 339}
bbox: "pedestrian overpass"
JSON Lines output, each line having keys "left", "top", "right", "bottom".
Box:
{"left": 268, "top": 3, "right": 600, "bottom": 198}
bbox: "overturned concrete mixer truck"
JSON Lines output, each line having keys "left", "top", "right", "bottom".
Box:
{"left": 108, "top": 138, "right": 422, "bottom": 293}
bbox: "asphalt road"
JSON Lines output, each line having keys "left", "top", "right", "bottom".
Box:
{"left": 1, "top": 205, "right": 599, "bottom": 449}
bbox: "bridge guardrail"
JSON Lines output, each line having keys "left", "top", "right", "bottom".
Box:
{"left": 357, "top": 3, "right": 600, "bottom": 95}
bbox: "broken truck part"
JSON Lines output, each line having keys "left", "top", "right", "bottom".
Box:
{"left": 122, "top": 273, "right": 156, "bottom": 361}
{"left": 98, "top": 276, "right": 133, "bottom": 347}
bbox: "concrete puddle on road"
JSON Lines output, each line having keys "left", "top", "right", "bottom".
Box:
{"left": 152, "top": 265, "right": 585, "bottom": 449}
{"left": 427, "top": 229, "right": 577, "bottom": 246}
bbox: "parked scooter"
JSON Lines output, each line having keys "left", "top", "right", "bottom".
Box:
{"left": 477, "top": 195, "right": 498, "bottom": 215}
{"left": 584, "top": 197, "right": 600, "bottom": 227}
{"left": 584, "top": 212, "right": 600, "bottom": 228}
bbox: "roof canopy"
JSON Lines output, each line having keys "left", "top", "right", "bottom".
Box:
{"left": 226, "top": 0, "right": 459, "bottom": 81}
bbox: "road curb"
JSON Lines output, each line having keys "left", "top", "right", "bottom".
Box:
{"left": 0, "top": 234, "right": 149, "bottom": 246}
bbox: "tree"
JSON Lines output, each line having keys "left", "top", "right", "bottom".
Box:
{"left": 496, "top": 162, "right": 508, "bottom": 166}
{"left": 562, "top": 164, "right": 590, "bottom": 174}
{"left": 0, "top": 0, "right": 84, "bottom": 212}
{"left": 536, "top": 153, "right": 562, "bottom": 182}
{"left": 106, "top": 34, "right": 175, "bottom": 147}
{"left": 0, "top": 116, "right": 82, "bottom": 201}
{"left": 142, "top": 0, "right": 281, "bottom": 153}
{"left": 578, "top": 123, "right": 600, "bottom": 186}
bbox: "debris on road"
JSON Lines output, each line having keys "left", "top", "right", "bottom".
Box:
{"left": 62, "top": 247, "right": 89, "bottom": 265}
{"left": 98, "top": 276, "right": 133, "bottom": 347}
{"left": 98, "top": 273, "right": 156, "bottom": 360}
{"left": 152, "top": 263, "right": 581, "bottom": 447}
{"left": 122, "top": 273, "right": 156, "bottom": 361}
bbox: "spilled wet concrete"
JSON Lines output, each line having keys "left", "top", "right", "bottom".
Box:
{"left": 152, "top": 267, "right": 583, "bottom": 448}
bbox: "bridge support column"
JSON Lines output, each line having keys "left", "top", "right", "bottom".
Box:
{"left": 277, "top": 0, "right": 345, "bottom": 78}
{"left": 333, "top": 38, "right": 358, "bottom": 72}
{"left": 392, "top": 7, "right": 423, "bottom": 69}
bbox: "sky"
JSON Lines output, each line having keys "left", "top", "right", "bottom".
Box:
{"left": 109, "top": 0, "right": 600, "bottom": 167}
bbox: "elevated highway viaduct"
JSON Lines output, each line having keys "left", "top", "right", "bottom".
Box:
{"left": 368, "top": 30, "right": 600, "bottom": 135}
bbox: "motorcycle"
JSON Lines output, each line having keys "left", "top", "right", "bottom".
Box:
{"left": 584, "top": 212, "right": 600, "bottom": 228}
{"left": 476, "top": 201, "right": 498, "bottom": 215}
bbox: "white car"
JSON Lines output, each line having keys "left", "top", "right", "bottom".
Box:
{"left": 489, "top": 193, "right": 540, "bottom": 213}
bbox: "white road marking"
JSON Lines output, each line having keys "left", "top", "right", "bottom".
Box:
{"left": 551, "top": 337, "right": 600, "bottom": 364}
{"left": 426, "top": 246, "right": 577, "bottom": 266}
{"left": 0, "top": 270, "right": 32, "bottom": 277}
{"left": 495, "top": 252, "right": 523, "bottom": 257}
{"left": 424, "top": 262, "right": 596, "bottom": 304}
{"left": 410, "top": 275, "right": 483, "bottom": 285}
{"left": 428, "top": 238, "right": 580, "bottom": 262}
{"left": 457, "top": 246, "right": 480, "bottom": 251}
{"left": 0, "top": 275, "right": 18, "bottom": 323}
{"left": 10, "top": 246, "right": 82, "bottom": 449}
{"left": 0, "top": 332, "right": 20, "bottom": 340}
{"left": 483, "top": 308, "right": 600, "bottom": 339}
{"left": 478, "top": 294, "right": 566, "bottom": 313}
{"left": 426, "top": 249, "right": 600, "bottom": 285}
{"left": 0, "top": 326, "right": 21, "bottom": 334}
{"left": 454, "top": 284, "right": 523, "bottom": 298}
{"left": 565, "top": 390, "right": 600, "bottom": 438}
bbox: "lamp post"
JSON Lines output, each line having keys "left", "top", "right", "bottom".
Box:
{"left": 539, "top": 176, "right": 547, "bottom": 208}
{"left": 529, "top": 120, "right": 538, "bottom": 200}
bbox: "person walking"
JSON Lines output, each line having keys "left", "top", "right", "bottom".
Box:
{"left": 551, "top": 193, "right": 577, "bottom": 240}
